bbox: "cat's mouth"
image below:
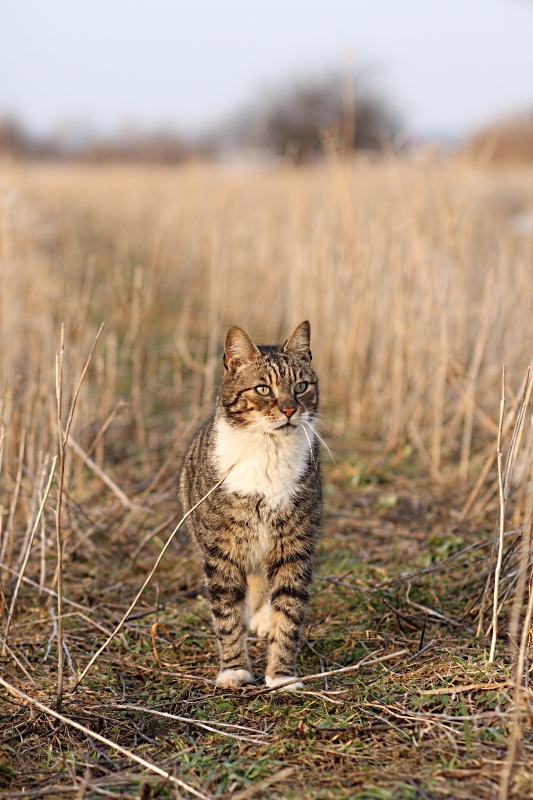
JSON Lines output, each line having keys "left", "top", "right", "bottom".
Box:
{"left": 274, "top": 420, "right": 297, "bottom": 432}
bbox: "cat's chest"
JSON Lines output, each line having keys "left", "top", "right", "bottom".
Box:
{"left": 213, "top": 418, "right": 312, "bottom": 509}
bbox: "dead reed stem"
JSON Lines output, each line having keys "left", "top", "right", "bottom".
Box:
{"left": 477, "top": 369, "right": 532, "bottom": 637}
{"left": 499, "top": 479, "right": 533, "bottom": 800}
{"left": 490, "top": 367, "right": 506, "bottom": 662}
{"left": 2, "top": 455, "right": 56, "bottom": 650}
{"left": 66, "top": 434, "right": 134, "bottom": 508}
{"left": 460, "top": 271, "right": 494, "bottom": 482}
{"left": 107, "top": 703, "right": 268, "bottom": 744}
{"left": 54, "top": 324, "right": 65, "bottom": 709}
{"left": 74, "top": 469, "right": 232, "bottom": 688}
{"left": 0, "top": 675, "right": 212, "bottom": 800}
{"left": 54, "top": 323, "right": 104, "bottom": 709}
{"left": 0, "top": 429, "right": 25, "bottom": 575}
{"left": 254, "top": 649, "right": 408, "bottom": 692}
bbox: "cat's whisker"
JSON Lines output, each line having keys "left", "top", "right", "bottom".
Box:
{"left": 316, "top": 413, "right": 357, "bottom": 434}
{"left": 315, "top": 419, "right": 346, "bottom": 445}
{"left": 313, "top": 412, "right": 347, "bottom": 442}
{"left": 301, "top": 422, "right": 317, "bottom": 469}
{"left": 315, "top": 414, "right": 345, "bottom": 428}
{"left": 310, "top": 425, "right": 336, "bottom": 464}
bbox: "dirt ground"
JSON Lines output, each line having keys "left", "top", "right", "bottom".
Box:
{"left": 1, "top": 445, "right": 530, "bottom": 800}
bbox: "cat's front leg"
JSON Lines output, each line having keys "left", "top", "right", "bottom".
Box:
{"left": 203, "top": 558, "right": 254, "bottom": 688}
{"left": 265, "top": 543, "right": 314, "bottom": 691}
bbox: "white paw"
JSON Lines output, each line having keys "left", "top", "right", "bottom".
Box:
{"left": 249, "top": 603, "right": 271, "bottom": 638}
{"left": 266, "top": 675, "right": 303, "bottom": 692}
{"left": 216, "top": 669, "right": 254, "bottom": 689}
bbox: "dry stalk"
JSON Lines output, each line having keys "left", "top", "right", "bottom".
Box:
{"left": 0, "top": 675, "right": 212, "bottom": 800}
{"left": 463, "top": 371, "right": 533, "bottom": 523}
{"left": 250, "top": 649, "right": 408, "bottom": 693}
{"left": 86, "top": 398, "right": 127, "bottom": 458}
{"left": 126, "top": 511, "right": 181, "bottom": 569}
{"left": 478, "top": 368, "right": 532, "bottom": 639}
{"left": 229, "top": 768, "right": 295, "bottom": 800}
{"left": 55, "top": 322, "right": 104, "bottom": 710}
{"left": 503, "top": 368, "right": 531, "bottom": 503}
{"left": 54, "top": 324, "right": 65, "bottom": 709}
{"left": 66, "top": 434, "right": 134, "bottom": 508}
{"left": 14, "top": 455, "right": 48, "bottom": 577}
{"left": 2, "top": 456, "right": 57, "bottom": 650}
{"left": 0, "top": 563, "right": 84, "bottom": 610}
{"left": 104, "top": 703, "right": 268, "bottom": 744}
{"left": 0, "top": 429, "right": 26, "bottom": 575}
{"left": 430, "top": 300, "right": 449, "bottom": 473}
{"left": 498, "top": 479, "right": 533, "bottom": 800}
{"left": 459, "top": 450, "right": 496, "bottom": 522}
{"left": 460, "top": 270, "right": 494, "bottom": 482}
{"left": 490, "top": 367, "right": 506, "bottom": 662}
{"left": 74, "top": 469, "right": 231, "bottom": 688}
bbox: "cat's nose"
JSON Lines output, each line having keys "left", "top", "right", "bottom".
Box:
{"left": 281, "top": 405, "right": 297, "bottom": 419}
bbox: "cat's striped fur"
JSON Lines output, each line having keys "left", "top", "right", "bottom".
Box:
{"left": 178, "top": 321, "right": 321, "bottom": 690}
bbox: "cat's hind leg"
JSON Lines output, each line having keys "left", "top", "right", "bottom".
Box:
{"left": 248, "top": 573, "right": 271, "bottom": 638}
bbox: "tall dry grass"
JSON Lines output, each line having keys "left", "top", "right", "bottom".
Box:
{"left": 2, "top": 157, "right": 533, "bottom": 479}
{"left": 1, "top": 155, "right": 532, "bottom": 598}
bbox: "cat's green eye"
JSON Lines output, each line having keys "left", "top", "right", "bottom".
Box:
{"left": 294, "top": 381, "right": 308, "bottom": 394}
{"left": 255, "top": 385, "right": 271, "bottom": 396}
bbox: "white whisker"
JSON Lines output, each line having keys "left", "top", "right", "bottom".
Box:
{"left": 301, "top": 422, "right": 317, "bottom": 470}
{"left": 311, "top": 426, "right": 336, "bottom": 463}
{"left": 315, "top": 414, "right": 344, "bottom": 428}
{"left": 316, "top": 421, "right": 346, "bottom": 445}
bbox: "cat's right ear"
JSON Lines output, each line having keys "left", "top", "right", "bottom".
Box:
{"left": 223, "top": 326, "right": 259, "bottom": 370}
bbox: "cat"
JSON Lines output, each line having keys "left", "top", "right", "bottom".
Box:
{"left": 178, "top": 321, "right": 321, "bottom": 691}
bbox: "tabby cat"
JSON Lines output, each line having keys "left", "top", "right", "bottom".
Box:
{"left": 178, "top": 321, "right": 321, "bottom": 690}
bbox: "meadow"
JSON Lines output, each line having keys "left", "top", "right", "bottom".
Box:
{"left": 1, "top": 154, "right": 533, "bottom": 799}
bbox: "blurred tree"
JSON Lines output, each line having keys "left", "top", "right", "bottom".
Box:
{"left": 0, "top": 119, "right": 29, "bottom": 156}
{"left": 0, "top": 118, "right": 60, "bottom": 159}
{"left": 209, "top": 69, "right": 401, "bottom": 164}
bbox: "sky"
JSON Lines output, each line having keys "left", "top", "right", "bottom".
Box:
{"left": 1, "top": 0, "right": 532, "bottom": 141}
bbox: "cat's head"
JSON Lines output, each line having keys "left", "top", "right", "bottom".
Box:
{"left": 218, "top": 321, "right": 318, "bottom": 435}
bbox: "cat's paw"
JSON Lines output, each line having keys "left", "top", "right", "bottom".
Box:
{"left": 265, "top": 675, "right": 303, "bottom": 692}
{"left": 249, "top": 603, "right": 271, "bottom": 638}
{"left": 216, "top": 669, "right": 254, "bottom": 689}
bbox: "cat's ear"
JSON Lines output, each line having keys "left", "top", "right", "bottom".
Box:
{"left": 282, "top": 320, "right": 312, "bottom": 362}
{"left": 223, "top": 326, "right": 259, "bottom": 370}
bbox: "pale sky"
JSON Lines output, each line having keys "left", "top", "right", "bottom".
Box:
{"left": 1, "top": 0, "right": 532, "bottom": 140}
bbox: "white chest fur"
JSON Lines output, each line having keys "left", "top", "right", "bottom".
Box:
{"left": 213, "top": 417, "right": 314, "bottom": 509}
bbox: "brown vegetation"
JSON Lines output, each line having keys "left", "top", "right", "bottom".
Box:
{"left": 465, "top": 116, "right": 533, "bottom": 165}
{"left": 0, "top": 119, "right": 196, "bottom": 164}
{"left": 1, "top": 156, "right": 533, "bottom": 798}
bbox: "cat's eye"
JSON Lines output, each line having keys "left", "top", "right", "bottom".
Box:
{"left": 294, "top": 381, "right": 308, "bottom": 394}
{"left": 255, "top": 385, "right": 271, "bottom": 396}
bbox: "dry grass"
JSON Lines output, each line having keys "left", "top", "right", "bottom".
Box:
{"left": 1, "top": 156, "right": 533, "bottom": 798}
{"left": 465, "top": 117, "right": 533, "bottom": 165}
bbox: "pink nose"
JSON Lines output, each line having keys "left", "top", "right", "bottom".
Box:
{"left": 281, "top": 406, "right": 296, "bottom": 419}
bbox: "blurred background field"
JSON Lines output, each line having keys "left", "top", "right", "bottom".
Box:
{"left": 2, "top": 154, "right": 533, "bottom": 484}
{"left": 1, "top": 1, "right": 533, "bottom": 798}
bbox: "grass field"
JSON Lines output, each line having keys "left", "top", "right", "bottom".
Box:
{"left": 1, "top": 156, "right": 533, "bottom": 799}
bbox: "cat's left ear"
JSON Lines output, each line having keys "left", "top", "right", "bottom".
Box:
{"left": 282, "top": 320, "right": 312, "bottom": 362}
